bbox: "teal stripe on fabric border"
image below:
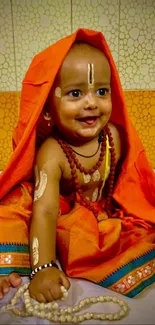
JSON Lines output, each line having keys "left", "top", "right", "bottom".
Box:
{"left": 99, "top": 249, "right": 155, "bottom": 287}
{"left": 126, "top": 273, "right": 155, "bottom": 298}
{"left": 0, "top": 244, "right": 29, "bottom": 253}
{"left": 0, "top": 267, "right": 31, "bottom": 275}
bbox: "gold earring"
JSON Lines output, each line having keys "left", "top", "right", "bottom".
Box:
{"left": 42, "top": 112, "right": 51, "bottom": 126}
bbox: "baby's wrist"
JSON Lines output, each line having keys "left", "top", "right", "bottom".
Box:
{"left": 30, "top": 260, "right": 59, "bottom": 279}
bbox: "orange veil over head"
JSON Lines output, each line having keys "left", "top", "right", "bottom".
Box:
{"left": 0, "top": 29, "right": 154, "bottom": 296}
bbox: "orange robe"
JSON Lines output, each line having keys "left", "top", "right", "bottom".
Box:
{"left": 0, "top": 28, "right": 155, "bottom": 297}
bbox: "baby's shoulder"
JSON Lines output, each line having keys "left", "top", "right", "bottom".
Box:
{"left": 39, "top": 136, "right": 62, "bottom": 152}
{"left": 108, "top": 122, "right": 120, "bottom": 140}
{"left": 35, "top": 136, "right": 65, "bottom": 168}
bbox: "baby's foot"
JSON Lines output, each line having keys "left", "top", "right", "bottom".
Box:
{"left": 0, "top": 272, "right": 22, "bottom": 299}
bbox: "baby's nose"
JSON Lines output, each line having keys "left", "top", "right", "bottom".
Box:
{"left": 84, "top": 93, "right": 97, "bottom": 110}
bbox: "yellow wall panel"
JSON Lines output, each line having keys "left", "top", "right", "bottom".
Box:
{"left": 0, "top": 91, "right": 155, "bottom": 171}
{"left": 0, "top": 92, "right": 19, "bottom": 170}
{"left": 124, "top": 91, "right": 155, "bottom": 168}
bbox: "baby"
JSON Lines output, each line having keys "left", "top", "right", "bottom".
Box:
{"left": 0, "top": 29, "right": 154, "bottom": 302}
{"left": 29, "top": 41, "right": 121, "bottom": 302}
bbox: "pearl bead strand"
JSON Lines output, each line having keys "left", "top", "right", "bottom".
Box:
{"left": 0, "top": 282, "right": 129, "bottom": 323}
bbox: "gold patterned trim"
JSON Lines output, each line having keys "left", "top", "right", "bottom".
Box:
{"left": 0, "top": 253, "right": 30, "bottom": 267}
{"left": 110, "top": 258, "right": 155, "bottom": 294}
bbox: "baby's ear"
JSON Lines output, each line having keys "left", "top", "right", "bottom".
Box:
{"left": 36, "top": 112, "right": 54, "bottom": 148}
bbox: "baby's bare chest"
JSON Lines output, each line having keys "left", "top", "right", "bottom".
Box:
{"left": 60, "top": 152, "right": 110, "bottom": 201}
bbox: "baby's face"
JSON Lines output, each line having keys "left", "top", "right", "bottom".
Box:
{"left": 50, "top": 43, "right": 112, "bottom": 144}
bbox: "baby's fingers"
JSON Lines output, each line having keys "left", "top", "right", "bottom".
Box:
{"left": 35, "top": 292, "right": 46, "bottom": 303}
{"left": 41, "top": 289, "right": 55, "bottom": 302}
{"left": 50, "top": 283, "right": 62, "bottom": 300}
{"left": 2, "top": 280, "right": 10, "bottom": 294}
{"left": 60, "top": 273, "right": 70, "bottom": 290}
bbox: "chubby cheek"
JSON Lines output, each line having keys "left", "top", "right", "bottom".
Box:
{"left": 100, "top": 98, "right": 112, "bottom": 116}
{"left": 59, "top": 99, "right": 80, "bottom": 120}
{"left": 99, "top": 99, "right": 112, "bottom": 126}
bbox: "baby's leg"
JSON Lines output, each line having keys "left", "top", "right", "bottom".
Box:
{"left": 0, "top": 273, "right": 22, "bottom": 299}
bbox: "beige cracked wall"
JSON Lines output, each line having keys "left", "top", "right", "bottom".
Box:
{"left": 0, "top": 0, "right": 155, "bottom": 170}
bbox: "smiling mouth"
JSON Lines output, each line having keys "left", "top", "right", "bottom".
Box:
{"left": 77, "top": 116, "right": 98, "bottom": 125}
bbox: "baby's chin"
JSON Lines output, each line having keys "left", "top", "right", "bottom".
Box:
{"left": 56, "top": 122, "right": 105, "bottom": 145}
{"left": 74, "top": 128, "right": 102, "bottom": 143}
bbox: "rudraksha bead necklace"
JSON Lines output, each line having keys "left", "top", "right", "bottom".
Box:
{"left": 104, "top": 126, "right": 116, "bottom": 217}
{"left": 56, "top": 125, "right": 116, "bottom": 219}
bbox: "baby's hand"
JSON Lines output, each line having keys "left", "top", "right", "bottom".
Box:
{"left": 0, "top": 273, "right": 22, "bottom": 299}
{"left": 29, "top": 267, "right": 70, "bottom": 303}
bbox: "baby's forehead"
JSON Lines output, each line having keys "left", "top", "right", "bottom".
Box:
{"left": 53, "top": 42, "right": 111, "bottom": 87}
{"left": 68, "top": 41, "right": 105, "bottom": 55}
{"left": 63, "top": 42, "right": 108, "bottom": 65}
{"left": 59, "top": 43, "right": 109, "bottom": 73}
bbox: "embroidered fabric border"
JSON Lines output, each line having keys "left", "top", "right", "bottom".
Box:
{"left": 0, "top": 243, "right": 30, "bottom": 275}
{"left": 98, "top": 250, "right": 155, "bottom": 297}
{"left": 126, "top": 273, "right": 155, "bottom": 297}
{"left": 0, "top": 243, "right": 29, "bottom": 253}
{"left": 99, "top": 250, "right": 155, "bottom": 287}
{"left": 0, "top": 253, "right": 30, "bottom": 266}
{"left": 109, "top": 258, "right": 155, "bottom": 296}
{"left": 0, "top": 267, "right": 30, "bottom": 275}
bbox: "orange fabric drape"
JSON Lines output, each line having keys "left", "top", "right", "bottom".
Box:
{"left": 1, "top": 28, "right": 154, "bottom": 218}
{"left": 0, "top": 29, "right": 154, "bottom": 294}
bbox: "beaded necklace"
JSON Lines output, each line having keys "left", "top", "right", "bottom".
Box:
{"left": 71, "top": 140, "right": 101, "bottom": 158}
{"left": 56, "top": 125, "right": 116, "bottom": 219}
{"left": 0, "top": 282, "right": 129, "bottom": 322}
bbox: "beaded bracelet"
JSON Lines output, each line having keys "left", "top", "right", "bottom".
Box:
{"left": 30, "top": 260, "right": 59, "bottom": 279}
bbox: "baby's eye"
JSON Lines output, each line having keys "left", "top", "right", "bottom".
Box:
{"left": 96, "top": 88, "right": 110, "bottom": 96}
{"left": 68, "top": 90, "right": 81, "bottom": 97}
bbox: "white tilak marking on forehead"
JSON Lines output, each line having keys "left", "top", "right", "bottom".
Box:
{"left": 88, "top": 63, "right": 94, "bottom": 89}
{"left": 55, "top": 87, "right": 62, "bottom": 98}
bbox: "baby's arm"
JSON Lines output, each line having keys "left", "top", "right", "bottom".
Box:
{"left": 29, "top": 138, "right": 70, "bottom": 302}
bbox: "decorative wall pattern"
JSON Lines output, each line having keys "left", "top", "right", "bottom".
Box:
{"left": 124, "top": 91, "right": 155, "bottom": 165}
{"left": 119, "top": 0, "right": 155, "bottom": 89}
{"left": 12, "top": 0, "right": 71, "bottom": 90}
{"left": 72, "top": 0, "right": 119, "bottom": 64}
{"left": 0, "top": 0, "right": 154, "bottom": 169}
{"left": 0, "top": 0, "right": 16, "bottom": 91}
{"left": 0, "top": 0, "right": 154, "bottom": 91}
{"left": 0, "top": 92, "right": 19, "bottom": 169}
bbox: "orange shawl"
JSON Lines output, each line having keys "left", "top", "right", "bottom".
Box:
{"left": 0, "top": 29, "right": 154, "bottom": 295}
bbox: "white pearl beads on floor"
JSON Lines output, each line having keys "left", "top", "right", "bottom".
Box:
{"left": 0, "top": 282, "right": 129, "bottom": 323}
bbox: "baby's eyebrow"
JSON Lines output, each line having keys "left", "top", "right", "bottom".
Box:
{"left": 62, "top": 81, "right": 111, "bottom": 91}
{"left": 95, "top": 82, "right": 111, "bottom": 87}
{"left": 62, "top": 82, "right": 85, "bottom": 90}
